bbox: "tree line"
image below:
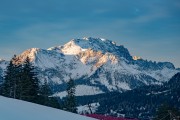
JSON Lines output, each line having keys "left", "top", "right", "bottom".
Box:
{"left": 0, "top": 56, "right": 39, "bottom": 102}
{"left": 0, "top": 55, "right": 77, "bottom": 113}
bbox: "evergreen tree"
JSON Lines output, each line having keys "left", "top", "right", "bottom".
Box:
{"left": 39, "top": 79, "right": 61, "bottom": 109}
{"left": 154, "top": 104, "right": 180, "bottom": 120}
{"left": 20, "top": 57, "right": 39, "bottom": 103}
{"left": 1, "top": 56, "right": 62, "bottom": 109}
{"left": 2, "top": 58, "right": 14, "bottom": 97}
{"left": 65, "top": 78, "right": 77, "bottom": 113}
{"left": 12, "top": 63, "right": 23, "bottom": 99}
{"left": 40, "top": 80, "right": 51, "bottom": 105}
{"left": 1, "top": 55, "right": 20, "bottom": 98}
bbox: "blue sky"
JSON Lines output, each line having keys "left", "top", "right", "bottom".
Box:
{"left": 0, "top": 0, "right": 180, "bottom": 67}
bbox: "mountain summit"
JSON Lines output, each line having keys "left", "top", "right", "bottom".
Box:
{"left": 0, "top": 37, "right": 179, "bottom": 97}
{"left": 49, "top": 37, "right": 132, "bottom": 60}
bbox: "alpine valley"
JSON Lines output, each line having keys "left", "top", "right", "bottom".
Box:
{"left": 0, "top": 37, "right": 179, "bottom": 118}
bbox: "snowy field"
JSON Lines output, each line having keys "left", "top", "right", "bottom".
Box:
{"left": 77, "top": 103, "right": 100, "bottom": 114}
{"left": 0, "top": 96, "right": 96, "bottom": 120}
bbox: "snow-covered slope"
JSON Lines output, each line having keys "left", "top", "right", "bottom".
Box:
{"left": 0, "top": 59, "right": 8, "bottom": 84}
{"left": 0, "top": 59, "right": 8, "bottom": 71}
{"left": 0, "top": 37, "right": 179, "bottom": 97}
{"left": 77, "top": 103, "right": 100, "bottom": 114}
{"left": 0, "top": 96, "right": 96, "bottom": 120}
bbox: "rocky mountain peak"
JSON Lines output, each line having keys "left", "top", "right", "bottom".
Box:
{"left": 49, "top": 37, "right": 132, "bottom": 61}
{"left": 15, "top": 48, "right": 40, "bottom": 64}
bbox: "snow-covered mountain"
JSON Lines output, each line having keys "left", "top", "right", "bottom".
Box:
{"left": 0, "top": 59, "right": 8, "bottom": 84}
{"left": 0, "top": 96, "right": 96, "bottom": 120}
{"left": 0, "top": 37, "right": 179, "bottom": 97}
{"left": 95, "top": 72, "right": 180, "bottom": 118}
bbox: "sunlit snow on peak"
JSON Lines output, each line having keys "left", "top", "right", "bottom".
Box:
{"left": 133, "top": 56, "right": 142, "bottom": 60}
{"left": 82, "top": 37, "right": 108, "bottom": 42}
{"left": 0, "top": 59, "right": 5, "bottom": 62}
